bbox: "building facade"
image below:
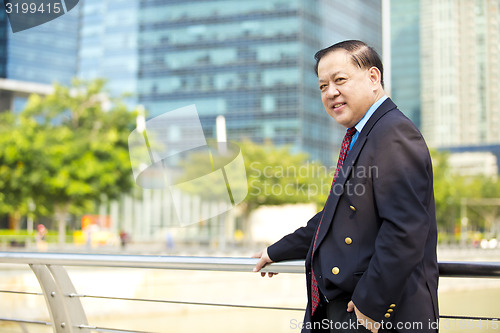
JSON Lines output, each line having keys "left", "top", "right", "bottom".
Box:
{"left": 421, "top": 0, "right": 500, "bottom": 148}
{"left": 390, "top": 0, "right": 421, "bottom": 127}
{"left": 0, "top": 2, "right": 80, "bottom": 112}
{"left": 0, "top": 4, "right": 79, "bottom": 85}
{"left": 78, "top": 0, "right": 382, "bottom": 164}
{"left": 77, "top": 0, "right": 139, "bottom": 104}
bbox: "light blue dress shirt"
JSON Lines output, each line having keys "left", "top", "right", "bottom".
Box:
{"left": 348, "top": 95, "right": 388, "bottom": 151}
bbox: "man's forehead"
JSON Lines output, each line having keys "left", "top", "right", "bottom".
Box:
{"left": 317, "top": 50, "right": 356, "bottom": 77}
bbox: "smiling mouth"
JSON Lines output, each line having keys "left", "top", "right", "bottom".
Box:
{"left": 332, "top": 103, "right": 346, "bottom": 110}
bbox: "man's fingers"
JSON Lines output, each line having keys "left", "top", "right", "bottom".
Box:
{"left": 253, "top": 257, "right": 267, "bottom": 272}
{"left": 347, "top": 300, "right": 355, "bottom": 312}
{"left": 252, "top": 248, "right": 277, "bottom": 278}
{"left": 252, "top": 248, "right": 273, "bottom": 272}
{"left": 351, "top": 302, "right": 380, "bottom": 333}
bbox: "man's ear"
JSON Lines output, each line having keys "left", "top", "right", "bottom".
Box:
{"left": 368, "top": 66, "right": 382, "bottom": 86}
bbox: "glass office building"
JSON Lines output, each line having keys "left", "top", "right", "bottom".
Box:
{"left": 0, "top": 4, "right": 79, "bottom": 85}
{"left": 78, "top": 0, "right": 139, "bottom": 103}
{"left": 420, "top": 0, "right": 500, "bottom": 148}
{"left": 390, "top": 0, "right": 421, "bottom": 128}
{"left": 0, "top": 11, "right": 7, "bottom": 79}
{"left": 78, "top": 0, "right": 382, "bottom": 164}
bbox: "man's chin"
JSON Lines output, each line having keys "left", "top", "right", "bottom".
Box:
{"left": 327, "top": 112, "right": 353, "bottom": 128}
{"left": 335, "top": 118, "right": 354, "bottom": 128}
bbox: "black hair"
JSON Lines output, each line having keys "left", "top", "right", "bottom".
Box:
{"left": 314, "top": 40, "right": 384, "bottom": 88}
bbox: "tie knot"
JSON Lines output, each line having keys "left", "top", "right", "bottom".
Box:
{"left": 346, "top": 127, "right": 356, "bottom": 138}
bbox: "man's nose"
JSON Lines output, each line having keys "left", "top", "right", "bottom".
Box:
{"left": 326, "top": 85, "right": 340, "bottom": 97}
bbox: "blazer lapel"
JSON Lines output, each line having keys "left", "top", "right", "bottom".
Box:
{"left": 312, "top": 98, "right": 397, "bottom": 253}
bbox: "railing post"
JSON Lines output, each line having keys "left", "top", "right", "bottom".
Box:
{"left": 30, "top": 264, "right": 89, "bottom": 333}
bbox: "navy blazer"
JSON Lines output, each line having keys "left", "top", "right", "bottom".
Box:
{"left": 268, "top": 98, "right": 439, "bottom": 332}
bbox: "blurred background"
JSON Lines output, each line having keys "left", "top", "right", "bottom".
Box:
{"left": 0, "top": 0, "right": 500, "bottom": 332}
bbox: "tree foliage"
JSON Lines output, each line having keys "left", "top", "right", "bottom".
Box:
{"left": 431, "top": 149, "right": 500, "bottom": 236}
{"left": 0, "top": 79, "right": 137, "bottom": 240}
{"left": 239, "top": 140, "right": 332, "bottom": 211}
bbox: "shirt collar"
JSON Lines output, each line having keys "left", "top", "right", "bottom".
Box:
{"left": 354, "top": 95, "right": 388, "bottom": 134}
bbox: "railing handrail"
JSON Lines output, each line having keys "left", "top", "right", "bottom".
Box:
{"left": 1, "top": 251, "right": 500, "bottom": 332}
{"left": 0, "top": 251, "right": 304, "bottom": 273}
{"left": 1, "top": 251, "right": 500, "bottom": 277}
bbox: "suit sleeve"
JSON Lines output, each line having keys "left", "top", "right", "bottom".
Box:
{"left": 267, "top": 210, "right": 322, "bottom": 262}
{"left": 351, "top": 119, "right": 434, "bottom": 322}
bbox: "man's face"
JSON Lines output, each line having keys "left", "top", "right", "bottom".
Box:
{"left": 317, "top": 50, "right": 378, "bottom": 128}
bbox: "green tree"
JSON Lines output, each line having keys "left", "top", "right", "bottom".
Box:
{"left": 240, "top": 140, "right": 332, "bottom": 210}
{"left": 431, "top": 149, "right": 500, "bottom": 242}
{"left": 431, "top": 149, "right": 464, "bottom": 232}
{"left": 0, "top": 112, "right": 51, "bottom": 228}
{"left": 0, "top": 79, "right": 137, "bottom": 244}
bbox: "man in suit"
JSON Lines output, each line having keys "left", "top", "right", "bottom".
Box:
{"left": 253, "top": 40, "right": 439, "bottom": 332}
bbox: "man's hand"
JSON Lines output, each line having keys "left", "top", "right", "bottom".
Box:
{"left": 347, "top": 300, "right": 379, "bottom": 333}
{"left": 252, "top": 248, "right": 278, "bottom": 277}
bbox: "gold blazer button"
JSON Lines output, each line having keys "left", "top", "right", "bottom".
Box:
{"left": 345, "top": 237, "right": 352, "bottom": 245}
{"left": 349, "top": 205, "right": 356, "bottom": 212}
{"left": 331, "top": 267, "right": 340, "bottom": 275}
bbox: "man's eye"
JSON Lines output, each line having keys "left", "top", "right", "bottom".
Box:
{"left": 336, "top": 78, "right": 346, "bottom": 83}
{"left": 319, "top": 84, "right": 327, "bottom": 90}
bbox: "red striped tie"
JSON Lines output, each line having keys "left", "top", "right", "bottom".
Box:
{"left": 310, "top": 127, "right": 356, "bottom": 315}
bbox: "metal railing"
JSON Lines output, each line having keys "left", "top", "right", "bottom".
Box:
{"left": 0, "top": 251, "right": 499, "bottom": 332}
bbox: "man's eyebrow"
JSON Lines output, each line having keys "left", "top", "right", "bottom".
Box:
{"left": 319, "top": 71, "right": 342, "bottom": 82}
{"left": 318, "top": 71, "right": 343, "bottom": 82}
